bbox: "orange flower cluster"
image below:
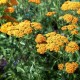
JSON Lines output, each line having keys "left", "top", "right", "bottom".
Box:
{"left": 46, "top": 32, "right": 68, "bottom": 52}
{"left": 35, "top": 34, "right": 46, "bottom": 43}
{"left": 31, "top": 22, "right": 42, "bottom": 30}
{"left": 71, "top": 29, "right": 78, "bottom": 35}
{"left": 35, "top": 34, "right": 46, "bottom": 54}
{"left": 4, "top": 7, "right": 15, "bottom": 13}
{"left": 58, "top": 63, "right": 64, "bottom": 70}
{"left": 61, "top": 14, "right": 78, "bottom": 24}
{"left": 61, "top": 24, "right": 78, "bottom": 35}
{"left": 65, "top": 41, "right": 79, "bottom": 53}
{"left": 0, "top": 20, "right": 42, "bottom": 37}
{"left": 61, "top": 24, "right": 77, "bottom": 31}
{"left": 0, "top": 22, "right": 14, "bottom": 33}
{"left": 28, "top": 0, "right": 40, "bottom": 4}
{"left": 0, "top": 0, "right": 8, "bottom": 5}
{"left": 35, "top": 32, "right": 69, "bottom": 54}
{"left": 61, "top": 1, "right": 80, "bottom": 11}
{"left": 65, "top": 62, "right": 78, "bottom": 74}
{"left": 58, "top": 62, "right": 78, "bottom": 74}
{"left": 46, "top": 12, "right": 56, "bottom": 16}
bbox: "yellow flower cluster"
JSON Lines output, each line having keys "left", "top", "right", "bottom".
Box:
{"left": 65, "top": 41, "right": 79, "bottom": 53}
{"left": 61, "top": 1, "right": 80, "bottom": 11}
{"left": 0, "top": 20, "right": 42, "bottom": 37}
{"left": 31, "top": 22, "right": 42, "bottom": 30}
{"left": 65, "top": 62, "right": 78, "bottom": 74}
{"left": 36, "top": 44, "right": 47, "bottom": 54}
{"left": 46, "top": 12, "right": 56, "bottom": 16}
{"left": 45, "top": 32, "right": 56, "bottom": 37}
{"left": 35, "top": 32, "right": 69, "bottom": 54}
{"left": 71, "top": 29, "right": 78, "bottom": 35}
{"left": 4, "top": 7, "right": 15, "bottom": 13}
{"left": 0, "top": 0, "right": 8, "bottom": 5}
{"left": 61, "top": 14, "right": 78, "bottom": 24}
{"left": 28, "top": 0, "right": 40, "bottom": 4}
{"left": 58, "top": 63, "right": 64, "bottom": 70}
{"left": 0, "top": 22, "right": 13, "bottom": 33}
{"left": 35, "top": 34, "right": 46, "bottom": 54}
{"left": 61, "top": 24, "right": 77, "bottom": 31}
{"left": 61, "top": 24, "right": 78, "bottom": 35}
{"left": 46, "top": 32, "right": 68, "bottom": 52}
{"left": 58, "top": 62, "right": 78, "bottom": 74}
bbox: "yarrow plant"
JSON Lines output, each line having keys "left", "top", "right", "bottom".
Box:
{"left": 0, "top": 0, "right": 80, "bottom": 80}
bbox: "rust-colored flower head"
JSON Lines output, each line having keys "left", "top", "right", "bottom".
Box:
{"left": 4, "top": 7, "right": 15, "bottom": 13}
{"left": 10, "top": 0, "right": 18, "bottom": 6}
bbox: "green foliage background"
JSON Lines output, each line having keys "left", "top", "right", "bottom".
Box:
{"left": 0, "top": 0, "right": 80, "bottom": 80}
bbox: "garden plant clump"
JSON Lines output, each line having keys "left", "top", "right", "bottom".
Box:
{"left": 0, "top": 0, "right": 80, "bottom": 80}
